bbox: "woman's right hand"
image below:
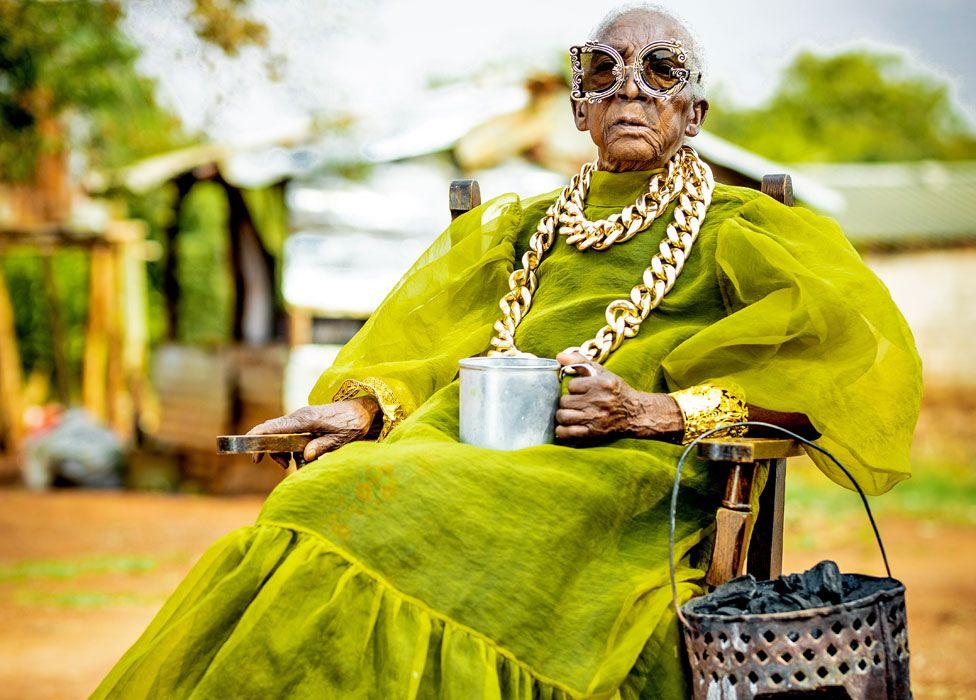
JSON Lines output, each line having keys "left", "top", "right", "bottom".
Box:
{"left": 246, "top": 396, "right": 381, "bottom": 468}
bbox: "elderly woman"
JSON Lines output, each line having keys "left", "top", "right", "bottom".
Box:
{"left": 96, "top": 5, "right": 920, "bottom": 698}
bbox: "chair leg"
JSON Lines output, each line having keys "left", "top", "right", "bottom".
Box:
{"left": 706, "top": 507, "right": 753, "bottom": 586}
{"left": 705, "top": 461, "right": 757, "bottom": 587}
{"left": 746, "top": 458, "right": 786, "bottom": 580}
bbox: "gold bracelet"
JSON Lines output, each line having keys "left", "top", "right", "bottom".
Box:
{"left": 332, "top": 377, "right": 406, "bottom": 441}
{"left": 668, "top": 384, "right": 748, "bottom": 445}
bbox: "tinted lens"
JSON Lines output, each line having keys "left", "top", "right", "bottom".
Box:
{"left": 641, "top": 47, "right": 683, "bottom": 92}
{"left": 580, "top": 48, "right": 620, "bottom": 93}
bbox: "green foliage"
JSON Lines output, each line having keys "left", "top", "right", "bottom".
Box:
{"left": 175, "top": 182, "right": 233, "bottom": 345}
{"left": 786, "top": 455, "right": 976, "bottom": 527}
{"left": 707, "top": 49, "right": 976, "bottom": 163}
{"left": 2, "top": 251, "right": 90, "bottom": 386}
{"left": 13, "top": 590, "right": 159, "bottom": 608}
{"left": 189, "top": 0, "right": 268, "bottom": 56}
{"left": 0, "top": 0, "right": 186, "bottom": 181}
{"left": 0, "top": 0, "right": 275, "bottom": 394}
{"left": 0, "top": 554, "right": 157, "bottom": 581}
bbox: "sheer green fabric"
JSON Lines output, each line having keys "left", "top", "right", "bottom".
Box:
{"left": 95, "top": 171, "right": 921, "bottom": 699}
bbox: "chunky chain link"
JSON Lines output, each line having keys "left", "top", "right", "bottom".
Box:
{"left": 488, "top": 146, "right": 714, "bottom": 363}
{"left": 559, "top": 154, "right": 682, "bottom": 250}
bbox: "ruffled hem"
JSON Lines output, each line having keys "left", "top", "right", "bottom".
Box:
{"left": 93, "top": 523, "right": 629, "bottom": 699}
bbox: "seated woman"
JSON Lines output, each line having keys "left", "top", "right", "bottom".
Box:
{"left": 96, "top": 5, "right": 921, "bottom": 698}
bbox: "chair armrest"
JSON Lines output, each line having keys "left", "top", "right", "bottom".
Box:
{"left": 698, "top": 438, "right": 800, "bottom": 586}
{"left": 697, "top": 437, "right": 803, "bottom": 463}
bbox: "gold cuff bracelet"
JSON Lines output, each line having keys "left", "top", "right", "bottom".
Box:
{"left": 668, "top": 384, "right": 749, "bottom": 445}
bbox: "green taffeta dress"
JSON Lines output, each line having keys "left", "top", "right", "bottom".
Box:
{"left": 95, "top": 170, "right": 922, "bottom": 699}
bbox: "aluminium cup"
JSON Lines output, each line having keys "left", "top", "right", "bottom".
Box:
{"left": 458, "top": 356, "right": 591, "bottom": 450}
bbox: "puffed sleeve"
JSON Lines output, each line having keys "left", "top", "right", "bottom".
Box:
{"left": 662, "top": 194, "right": 923, "bottom": 495}
{"left": 307, "top": 194, "right": 525, "bottom": 436}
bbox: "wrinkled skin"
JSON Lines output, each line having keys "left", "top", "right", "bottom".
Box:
{"left": 554, "top": 350, "right": 683, "bottom": 441}
{"left": 571, "top": 10, "right": 707, "bottom": 173}
{"left": 246, "top": 8, "right": 815, "bottom": 457}
{"left": 248, "top": 397, "right": 380, "bottom": 467}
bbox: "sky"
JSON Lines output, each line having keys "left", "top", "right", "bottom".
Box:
{"left": 122, "top": 0, "right": 976, "bottom": 146}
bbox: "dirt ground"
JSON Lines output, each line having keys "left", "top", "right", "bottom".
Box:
{"left": 0, "top": 489, "right": 973, "bottom": 699}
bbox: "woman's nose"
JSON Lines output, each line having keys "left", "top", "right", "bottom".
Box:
{"left": 620, "top": 66, "right": 647, "bottom": 101}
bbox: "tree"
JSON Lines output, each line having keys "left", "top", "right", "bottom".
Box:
{"left": 0, "top": 0, "right": 270, "bottom": 182}
{"left": 706, "top": 50, "right": 976, "bottom": 163}
{"left": 0, "top": 0, "right": 189, "bottom": 182}
{"left": 189, "top": 0, "right": 268, "bottom": 56}
{"left": 0, "top": 0, "right": 270, "bottom": 387}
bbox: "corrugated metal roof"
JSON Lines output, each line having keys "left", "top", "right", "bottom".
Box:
{"left": 692, "top": 132, "right": 844, "bottom": 212}
{"left": 795, "top": 161, "right": 976, "bottom": 246}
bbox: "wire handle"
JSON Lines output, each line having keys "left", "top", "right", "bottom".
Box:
{"left": 668, "top": 421, "right": 893, "bottom": 629}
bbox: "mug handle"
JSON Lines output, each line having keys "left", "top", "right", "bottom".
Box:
{"left": 559, "top": 363, "right": 596, "bottom": 379}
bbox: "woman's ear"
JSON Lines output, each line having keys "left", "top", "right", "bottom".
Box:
{"left": 571, "top": 98, "right": 589, "bottom": 132}
{"left": 684, "top": 98, "right": 709, "bottom": 137}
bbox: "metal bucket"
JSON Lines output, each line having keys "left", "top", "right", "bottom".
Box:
{"left": 458, "top": 356, "right": 589, "bottom": 450}
{"left": 681, "top": 579, "right": 910, "bottom": 699}
{"left": 668, "top": 421, "right": 912, "bottom": 699}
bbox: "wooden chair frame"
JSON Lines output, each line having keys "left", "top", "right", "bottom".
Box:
{"left": 449, "top": 173, "right": 801, "bottom": 588}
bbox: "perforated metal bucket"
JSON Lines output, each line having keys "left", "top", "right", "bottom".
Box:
{"left": 681, "top": 578, "right": 910, "bottom": 698}
{"left": 668, "top": 422, "right": 912, "bottom": 699}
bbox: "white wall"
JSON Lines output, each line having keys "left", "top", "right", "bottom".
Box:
{"left": 865, "top": 248, "right": 976, "bottom": 388}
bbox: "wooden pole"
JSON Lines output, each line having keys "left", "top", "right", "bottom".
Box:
{"left": 288, "top": 307, "right": 312, "bottom": 346}
{"left": 0, "top": 263, "right": 24, "bottom": 453}
{"left": 109, "top": 220, "right": 148, "bottom": 441}
{"left": 104, "top": 241, "right": 125, "bottom": 437}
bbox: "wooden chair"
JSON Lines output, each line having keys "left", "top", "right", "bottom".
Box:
{"left": 449, "top": 173, "right": 801, "bottom": 588}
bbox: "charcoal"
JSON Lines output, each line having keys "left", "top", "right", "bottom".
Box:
{"left": 691, "top": 560, "right": 884, "bottom": 616}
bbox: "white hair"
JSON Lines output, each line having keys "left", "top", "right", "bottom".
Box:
{"left": 589, "top": 3, "right": 707, "bottom": 100}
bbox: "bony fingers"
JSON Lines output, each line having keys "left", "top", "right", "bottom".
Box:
{"left": 559, "top": 393, "right": 590, "bottom": 409}
{"left": 566, "top": 376, "right": 599, "bottom": 394}
{"left": 269, "top": 452, "right": 291, "bottom": 469}
{"left": 556, "top": 350, "right": 588, "bottom": 365}
{"left": 247, "top": 416, "right": 297, "bottom": 436}
{"left": 556, "top": 408, "right": 588, "bottom": 425}
{"left": 303, "top": 434, "right": 343, "bottom": 463}
{"left": 555, "top": 424, "right": 589, "bottom": 439}
{"left": 245, "top": 417, "right": 282, "bottom": 435}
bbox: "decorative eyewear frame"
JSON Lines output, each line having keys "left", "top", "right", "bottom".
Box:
{"left": 569, "top": 39, "right": 701, "bottom": 103}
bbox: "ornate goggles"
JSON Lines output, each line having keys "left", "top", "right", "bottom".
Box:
{"left": 569, "top": 39, "right": 702, "bottom": 103}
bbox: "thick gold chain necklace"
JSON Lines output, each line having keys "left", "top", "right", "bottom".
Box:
{"left": 488, "top": 146, "right": 714, "bottom": 363}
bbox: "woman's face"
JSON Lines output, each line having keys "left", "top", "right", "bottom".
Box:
{"left": 572, "top": 12, "right": 708, "bottom": 172}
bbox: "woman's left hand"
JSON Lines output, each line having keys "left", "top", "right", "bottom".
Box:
{"left": 555, "top": 351, "right": 683, "bottom": 441}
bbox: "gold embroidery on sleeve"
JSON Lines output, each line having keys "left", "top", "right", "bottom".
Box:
{"left": 332, "top": 377, "right": 406, "bottom": 440}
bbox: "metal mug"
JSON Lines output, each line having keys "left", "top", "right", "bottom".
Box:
{"left": 458, "top": 356, "right": 592, "bottom": 450}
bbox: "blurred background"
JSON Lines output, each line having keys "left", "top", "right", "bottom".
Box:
{"left": 0, "top": 0, "right": 973, "bottom": 697}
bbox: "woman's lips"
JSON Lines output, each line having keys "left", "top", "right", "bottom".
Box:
{"left": 609, "top": 121, "right": 650, "bottom": 134}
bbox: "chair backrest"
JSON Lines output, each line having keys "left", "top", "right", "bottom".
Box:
{"left": 760, "top": 174, "right": 794, "bottom": 206}
{"left": 449, "top": 180, "right": 481, "bottom": 220}
{"left": 449, "top": 172, "right": 796, "bottom": 217}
